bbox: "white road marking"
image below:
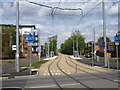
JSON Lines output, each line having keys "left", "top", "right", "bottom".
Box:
{"left": 44, "top": 73, "right": 46, "bottom": 76}
{"left": 114, "top": 80, "right": 119, "bottom": 82}
{"left": 26, "top": 83, "right": 80, "bottom": 88}
{"left": 2, "top": 73, "right": 10, "bottom": 76}
{"left": 68, "top": 72, "right": 70, "bottom": 74}
{"left": 55, "top": 73, "right": 58, "bottom": 75}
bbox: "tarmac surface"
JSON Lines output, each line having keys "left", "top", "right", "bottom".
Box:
{"left": 1, "top": 54, "right": 119, "bottom": 89}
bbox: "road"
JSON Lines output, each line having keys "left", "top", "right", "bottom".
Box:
{"left": 2, "top": 57, "right": 45, "bottom": 77}
{"left": 2, "top": 54, "right": 119, "bottom": 89}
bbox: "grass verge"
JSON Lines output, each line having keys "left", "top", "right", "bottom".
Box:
{"left": 23, "top": 60, "right": 48, "bottom": 69}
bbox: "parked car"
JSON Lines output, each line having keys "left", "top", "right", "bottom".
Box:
{"left": 85, "top": 53, "right": 92, "bottom": 58}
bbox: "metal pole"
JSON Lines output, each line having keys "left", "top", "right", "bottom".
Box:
{"left": 48, "top": 36, "right": 49, "bottom": 57}
{"left": 73, "top": 36, "right": 75, "bottom": 56}
{"left": 116, "top": 45, "right": 119, "bottom": 69}
{"left": 93, "top": 28, "right": 96, "bottom": 59}
{"left": 107, "top": 56, "right": 110, "bottom": 69}
{"left": 102, "top": 0, "right": 107, "bottom": 67}
{"left": 92, "top": 42, "right": 94, "bottom": 66}
{"left": 30, "top": 46, "right": 32, "bottom": 75}
{"left": 16, "top": 0, "right": 20, "bottom": 72}
{"left": 38, "top": 29, "right": 41, "bottom": 61}
{"left": 76, "top": 31, "right": 79, "bottom": 57}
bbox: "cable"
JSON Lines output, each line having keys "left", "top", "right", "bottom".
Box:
{"left": 72, "top": 2, "right": 102, "bottom": 31}
{"left": 25, "top": 0, "right": 83, "bottom": 12}
{"left": 25, "top": 0, "right": 53, "bottom": 9}
{"left": 53, "top": 0, "right": 61, "bottom": 15}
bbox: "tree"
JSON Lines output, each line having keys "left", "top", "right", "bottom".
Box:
{"left": 97, "top": 37, "right": 111, "bottom": 44}
{"left": 60, "top": 30, "right": 85, "bottom": 55}
{"left": 44, "top": 35, "right": 58, "bottom": 56}
{"left": 2, "top": 25, "right": 16, "bottom": 58}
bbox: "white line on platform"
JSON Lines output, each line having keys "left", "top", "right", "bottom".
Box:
{"left": 26, "top": 83, "right": 80, "bottom": 88}
{"left": 2, "top": 74, "right": 10, "bottom": 76}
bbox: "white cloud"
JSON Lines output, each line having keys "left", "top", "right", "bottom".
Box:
{"left": 1, "top": 1, "right": 118, "bottom": 48}
{"left": 108, "top": 3, "right": 118, "bottom": 17}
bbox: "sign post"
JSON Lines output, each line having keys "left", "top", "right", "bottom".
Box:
{"left": 106, "top": 52, "right": 111, "bottom": 69}
{"left": 26, "top": 34, "right": 35, "bottom": 75}
{"left": 114, "top": 34, "right": 120, "bottom": 70}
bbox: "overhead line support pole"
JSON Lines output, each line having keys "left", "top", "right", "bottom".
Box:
{"left": 16, "top": 0, "right": 20, "bottom": 72}
{"left": 102, "top": 0, "right": 107, "bottom": 67}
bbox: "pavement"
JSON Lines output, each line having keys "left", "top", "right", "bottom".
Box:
{"left": 1, "top": 56, "right": 59, "bottom": 79}
{"left": 43, "top": 56, "right": 58, "bottom": 60}
{"left": 69, "top": 55, "right": 120, "bottom": 70}
{"left": 1, "top": 57, "right": 46, "bottom": 77}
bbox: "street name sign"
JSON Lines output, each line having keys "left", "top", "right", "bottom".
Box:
{"left": 12, "top": 45, "right": 16, "bottom": 50}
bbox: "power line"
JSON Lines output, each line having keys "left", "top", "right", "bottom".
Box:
{"left": 72, "top": 2, "right": 102, "bottom": 31}
{"left": 25, "top": 0, "right": 83, "bottom": 11}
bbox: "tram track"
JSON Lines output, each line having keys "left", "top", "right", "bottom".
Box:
{"left": 65, "top": 56, "right": 119, "bottom": 84}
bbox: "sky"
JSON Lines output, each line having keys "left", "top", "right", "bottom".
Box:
{"left": 0, "top": 0, "right": 119, "bottom": 48}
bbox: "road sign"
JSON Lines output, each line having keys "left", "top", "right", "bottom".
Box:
{"left": 115, "top": 42, "right": 119, "bottom": 46}
{"left": 107, "top": 53, "right": 111, "bottom": 58}
{"left": 27, "top": 43, "right": 33, "bottom": 46}
{"left": 114, "top": 34, "right": 120, "bottom": 42}
{"left": 12, "top": 45, "right": 16, "bottom": 50}
{"left": 102, "top": 42, "right": 105, "bottom": 47}
{"left": 107, "top": 49, "right": 112, "bottom": 52}
{"left": 26, "top": 34, "right": 35, "bottom": 43}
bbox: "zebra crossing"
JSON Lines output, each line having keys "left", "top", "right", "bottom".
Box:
{"left": 43, "top": 70, "right": 71, "bottom": 76}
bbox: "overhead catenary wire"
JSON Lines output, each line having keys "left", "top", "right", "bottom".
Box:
{"left": 72, "top": 2, "right": 102, "bottom": 31}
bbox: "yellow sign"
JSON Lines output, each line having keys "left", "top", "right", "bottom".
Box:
{"left": 107, "top": 53, "right": 111, "bottom": 58}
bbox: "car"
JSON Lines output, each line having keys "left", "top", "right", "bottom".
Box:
{"left": 85, "top": 53, "right": 92, "bottom": 58}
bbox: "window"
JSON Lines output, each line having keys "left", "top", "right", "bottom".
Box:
{"left": 24, "top": 53, "right": 28, "bottom": 56}
{"left": 33, "top": 54, "right": 37, "bottom": 56}
{"left": 24, "top": 48, "right": 27, "bottom": 51}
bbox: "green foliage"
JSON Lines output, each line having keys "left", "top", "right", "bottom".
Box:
{"left": 97, "top": 37, "right": 111, "bottom": 44}
{"left": 23, "top": 60, "right": 48, "bottom": 68}
{"left": 44, "top": 35, "right": 58, "bottom": 55}
{"left": 2, "top": 25, "right": 16, "bottom": 58}
{"left": 60, "top": 30, "right": 85, "bottom": 55}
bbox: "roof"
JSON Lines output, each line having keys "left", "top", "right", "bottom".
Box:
{"left": 0, "top": 24, "right": 36, "bottom": 29}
